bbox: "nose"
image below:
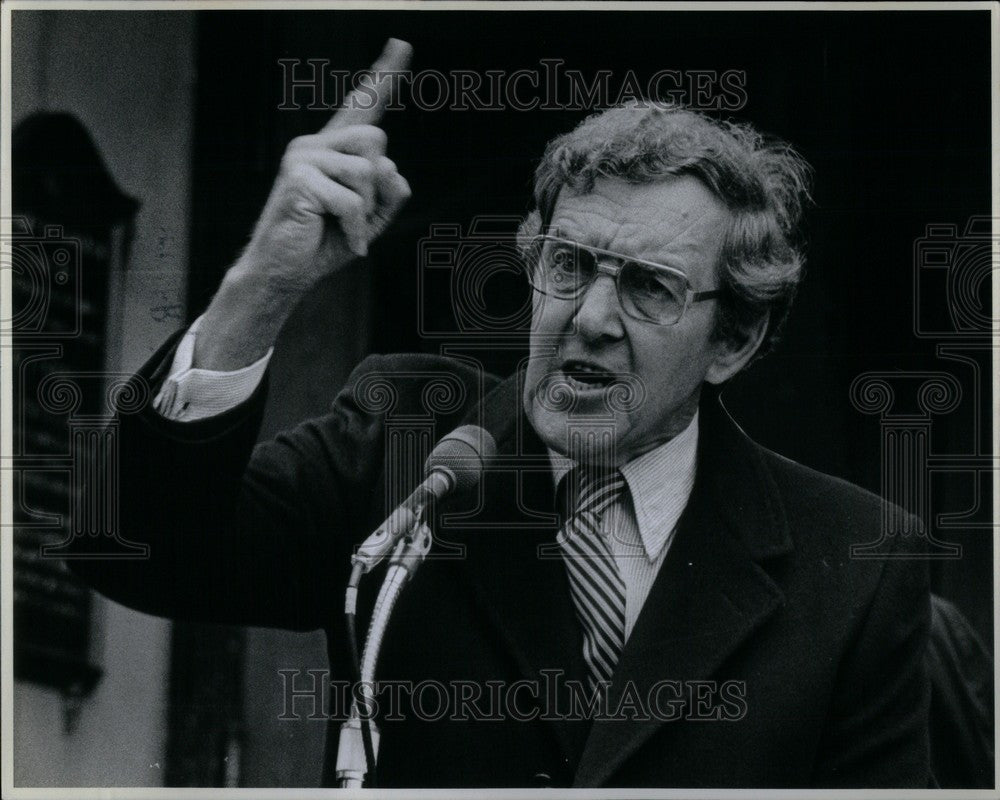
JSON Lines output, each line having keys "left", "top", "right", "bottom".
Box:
{"left": 573, "top": 272, "right": 625, "bottom": 342}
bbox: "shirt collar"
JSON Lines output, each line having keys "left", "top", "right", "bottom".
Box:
{"left": 548, "top": 410, "right": 700, "bottom": 562}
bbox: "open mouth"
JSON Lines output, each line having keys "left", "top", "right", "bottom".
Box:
{"left": 560, "top": 360, "right": 617, "bottom": 391}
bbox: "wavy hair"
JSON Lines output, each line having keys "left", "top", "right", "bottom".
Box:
{"left": 519, "top": 102, "right": 813, "bottom": 360}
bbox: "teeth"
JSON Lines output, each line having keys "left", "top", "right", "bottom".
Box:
{"left": 561, "top": 365, "right": 610, "bottom": 390}
{"left": 565, "top": 361, "right": 604, "bottom": 373}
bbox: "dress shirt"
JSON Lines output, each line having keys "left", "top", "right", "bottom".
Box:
{"left": 154, "top": 322, "right": 699, "bottom": 641}
{"left": 153, "top": 316, "right": 272, "bottom": 421}
{"left": 548, "top": 412, "right": 699, "bottom": 641}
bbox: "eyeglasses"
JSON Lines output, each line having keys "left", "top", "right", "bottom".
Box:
{"left": 524, "top": 234, "right": 722, "bottom": 326}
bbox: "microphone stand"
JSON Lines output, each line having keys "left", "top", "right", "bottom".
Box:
{"left": 336, "top": 515, "right": 433, "bottom": 788}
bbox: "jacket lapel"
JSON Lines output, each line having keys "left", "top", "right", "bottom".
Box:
{"left": 572, "top": 392, "right": 794, "bottom": 787}
{"left": 446, "top": 374, "right": 795, "bottom": 781}
{"left": 448, "top": 370, "right": 591, "bottom": 762}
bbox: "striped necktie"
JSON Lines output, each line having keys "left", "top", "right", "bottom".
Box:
{"left": 557, "top": 467, "right": 627, "bottom": 692}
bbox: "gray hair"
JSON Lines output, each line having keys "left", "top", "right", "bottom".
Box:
{"left": 519, "top": 102, "right": 813, "bottom": 360}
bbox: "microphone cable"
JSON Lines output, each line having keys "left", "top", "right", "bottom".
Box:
{"left": 345, "top": 563, "right": 378, "bottom": 787}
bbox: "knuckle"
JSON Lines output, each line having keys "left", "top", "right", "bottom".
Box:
{"left": 280, "top": 150, "right": 306, "bottom": 175}
{"left": 286, "top": 162, "right": 311, "bottom": 183}
{"left": 343, "top": 193, "right": 364, "bottom": 215}
{"left": 359, "top": 125, "right": 388, "bottom": 149}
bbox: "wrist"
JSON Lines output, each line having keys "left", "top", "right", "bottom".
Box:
{"left": 192, "top": 263, "right": 302, "bottom": 371}
{"left": 226, "top": 250, "right": 312, "bottom": 302}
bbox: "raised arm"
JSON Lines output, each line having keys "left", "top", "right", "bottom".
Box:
{"left": 67, "top": 40, "right": 426, "bottom": 630}
{"left": 195, "top": 38, "right": 413, "bottom": 372}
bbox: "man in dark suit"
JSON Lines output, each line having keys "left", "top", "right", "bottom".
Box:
{"left": 71, "top": 39, "right": 931, "bottom": 788}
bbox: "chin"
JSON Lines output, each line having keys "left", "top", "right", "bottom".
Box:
{"left": 530, "top": 409, "right": 570, "bottom": 456}
{"left": 527, "top": 398, "right": 633, "bottom": 465}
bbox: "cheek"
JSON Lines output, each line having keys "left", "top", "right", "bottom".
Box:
{"left": 529, "top": 298, "right": 546, "bottom": 334}
{"left": 530, "top": 294, "right": 575, "bottom": 336}
{"left": 630, "top": 328, "right": 714, "bottom": 402}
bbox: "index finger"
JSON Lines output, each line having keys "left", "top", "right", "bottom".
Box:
{"left": 325, "top": 38, "right": 413, "bottom": 131}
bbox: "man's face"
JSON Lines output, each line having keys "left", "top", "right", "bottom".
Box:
{"left": 522, "top": 174, "right": 732, "bottom": 465}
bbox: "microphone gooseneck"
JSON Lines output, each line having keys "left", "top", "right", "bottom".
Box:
{"left": 338, "top": 424, "right": 496, "bottom": 788}
{"left": 351, "top": 425, "right": 497, "bottom": 573}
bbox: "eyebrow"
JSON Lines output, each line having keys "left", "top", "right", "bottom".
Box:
{"left": 550, "top": 225, "right": 580, "bottom": 242}
{"left": 548, "top": 227, "right": 691, "bottom": 274}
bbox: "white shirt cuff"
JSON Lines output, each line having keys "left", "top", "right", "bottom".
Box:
{"left": 153, "top": 316, "right": 272, "bottom": 421}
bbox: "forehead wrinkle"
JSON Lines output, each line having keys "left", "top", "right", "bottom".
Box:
{"left": 550, "top": 199, "right": 629, "bottom": 239}
{"left": 552, "top": 200, "right": 698, "bottom": 250}
{"left": 639, "top": 203, "right": 727, "bottom": 261}
{"left": 549, "top": 176, "right": 728, "bottom": 272}
{"left": 600, "top": 205, "right": 725, "bottom": 271}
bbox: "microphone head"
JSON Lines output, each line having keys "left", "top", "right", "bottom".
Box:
{"left": 424, "top": 425, "right": 497, "bottom": 494}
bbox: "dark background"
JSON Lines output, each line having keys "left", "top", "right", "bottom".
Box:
{"left": 188, "top": 9, "right": 993, "bottom": 646}
{"left": 10, "top": 8, "right": 991, "bottom": 789}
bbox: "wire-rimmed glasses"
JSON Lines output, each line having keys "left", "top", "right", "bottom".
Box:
{"left": 525, "top": 234, "right": 722, "bottom": 326}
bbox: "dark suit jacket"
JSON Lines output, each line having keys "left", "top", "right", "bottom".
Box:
{"left": 70, "top": 340, "right": 932, "bottom": 789}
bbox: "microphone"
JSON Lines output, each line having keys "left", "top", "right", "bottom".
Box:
{"left": 351, "top": 425, "right": 496, "bottom": 573}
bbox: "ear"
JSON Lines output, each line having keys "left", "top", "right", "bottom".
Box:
{"left": 705, "top": 312, "right": 769, "bottom": 385}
